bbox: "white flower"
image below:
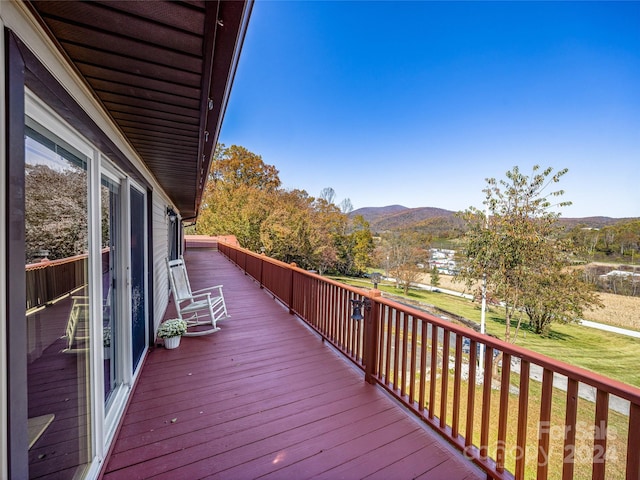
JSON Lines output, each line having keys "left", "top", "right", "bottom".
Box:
{"left": 157, "top": 319, "right": 187, "bottom": 338}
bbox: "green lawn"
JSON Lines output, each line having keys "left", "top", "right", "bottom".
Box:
{"left": 330, "top": 276, "right": 640, "bottom": 387}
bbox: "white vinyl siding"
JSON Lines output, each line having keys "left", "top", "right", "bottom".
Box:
{"left": 152, "top": 193, "right": 171, "bottom": 335}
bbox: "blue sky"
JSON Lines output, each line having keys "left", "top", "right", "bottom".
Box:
{"left": 220, "top": 1, "right": 640, "bottom": 218}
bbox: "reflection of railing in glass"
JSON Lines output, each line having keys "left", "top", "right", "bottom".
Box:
{"left": 25, "top": 248, "right": 110, "bottom": 313}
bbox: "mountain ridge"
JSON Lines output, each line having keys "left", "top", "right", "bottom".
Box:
{"left": 350, "top": 205, "right": 636, "bottom": 233}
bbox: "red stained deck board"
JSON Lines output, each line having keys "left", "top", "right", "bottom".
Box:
{"left": 200, "top": 406, "right": 409, "bottom": 480}
{"left": 101, "top": 247, "right": 483, "bottom": 480}
{"left": 108, "top": 384, "right": 380, "bottom": 471}
{"left": 110, "top": 389, "right": 392, "bottom": 479}
{"left": 254, "top": 420, "right": 421, "bottom": 480}
{"left": 364, "top": 441, "right": 448, "bottom": 480}
{"left": 121, "top": 355, "right": 351, "bottom": 422}
{"left": 114, "top": 367, "right": 360, "bottom": 446}
{"left": 311, "top": 429, "right": 435, "bottom": 479}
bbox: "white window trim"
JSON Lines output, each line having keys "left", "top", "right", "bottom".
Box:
{"left": 25, "top": 89, "right": 94, "bottom": 158}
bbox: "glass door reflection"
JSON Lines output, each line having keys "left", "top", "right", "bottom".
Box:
{"left": 101, "top": 176, "right": 120, "bottom": 407}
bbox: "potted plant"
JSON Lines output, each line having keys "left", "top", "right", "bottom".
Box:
{"left": 157, "top": 318, "right": 187, "bottom": 349}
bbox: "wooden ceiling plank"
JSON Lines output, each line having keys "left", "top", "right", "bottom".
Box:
{"left": 32, "top": 1, "right": 203, "bottom": 54}
{"left": 113, "top": 113, "right": 199, "bottom": 133}
{"left": 103, "top": 102, "right": 199, "bottom": 124}
{"left": 62, "top": 43, "right": 202, "bottom": 88}
{"left": 90, "top": 79, "right": 199, "bottom": 109}
{"left": 45, "top": 17, "right": 202, "bottom": 73}
{"left": 79, "top": 64, "right": 200, "bottom": 100}
{"left": 97, "top": 91, "right": 198, "bottom": 119}
{"left": 125, "top": 130, "right": 199, "bottom": 146}
{"left": 128, "top": 136, "right": 198, "bottom": 152}
{"left": 117, "top": 120, "right": 198, "bottom": 138}
{"left": 102, "top": 1, "right": 206, "bottom": 36}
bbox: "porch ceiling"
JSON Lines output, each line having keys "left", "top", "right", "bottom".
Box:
{"left": 27, "top": 0, "right": 251, "bottom": 220}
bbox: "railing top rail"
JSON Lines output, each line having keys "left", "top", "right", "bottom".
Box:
{"left": 219, "top": 239, "right": 370, "bottom": 296}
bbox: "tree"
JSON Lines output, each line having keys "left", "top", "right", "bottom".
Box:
{"left": 315, "top": 245, "right": 339, "bottom": 275}
{"left": 339, "top": 198, "right": 354, "bottom": 214}
{"left": 319, "top": 187, "right": 336, "bottom": 205}
{"left": 197, "top": 183, "right": 273, "bottom": 251}
{"left": 197, "top": 145, "right": 282, "bottom": 249}
{"left": 260, "top": 189, "right": 314, "bottom": 267}
{"left": 210, "top": 144, "right": 281, "bottom": 192}
{"left": 198, "top": 145, "right": 362, "bottom": 273}
{"left": 459, "top": 165, "right": 600, "bottom": 342}
{"left": 309, "top": 191, "right": 348, "bottom": 274}
{"left": 522, "top": 266, "right": 602, "bottom": 335}
{"left": 430, "top": 266, "right": 441, "bottom": 289}
{"left": 349, "top": 215, "right": 374, "bottom": 274}
{"left": 384, "top": 230, "right": 428, "bottom": 295}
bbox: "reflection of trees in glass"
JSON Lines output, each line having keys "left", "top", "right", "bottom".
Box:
{"left": 25, "top": 163, "right": 88, "bottom": 262}
{"left": 100, "top": 183, "right": 115, "bottom": 250}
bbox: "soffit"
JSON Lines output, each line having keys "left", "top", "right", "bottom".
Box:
{"left": 27, "top": 0, "right": 250, "bottom": 219}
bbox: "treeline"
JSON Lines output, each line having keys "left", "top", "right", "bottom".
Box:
{"left": 193, "top": 145, "right": 374, "bottom": 275}
{"left": 566, "top": 220, "right": 640, "bottom": 262}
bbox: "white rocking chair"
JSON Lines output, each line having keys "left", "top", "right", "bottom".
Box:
{"left": 166, "top": 257, "right": 228, "bottom": 336}
{"left": 61, "top": 296, "right": 90, "bottom": 353}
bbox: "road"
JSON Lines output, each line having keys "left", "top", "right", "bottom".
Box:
{"left": 579, "top": 319, "right": 640, "bottom": 339}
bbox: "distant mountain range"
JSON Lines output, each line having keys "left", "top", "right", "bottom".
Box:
{"left": 350, "top": 205, "right": 634, "bottom": 234}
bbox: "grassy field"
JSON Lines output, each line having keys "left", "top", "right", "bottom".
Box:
{"left": 331, "top": 275, "right": 640, "bottom": 387}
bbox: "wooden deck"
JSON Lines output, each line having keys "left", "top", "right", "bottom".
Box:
{"left": 101, "top": 248, "right": 484, "bottom": 480}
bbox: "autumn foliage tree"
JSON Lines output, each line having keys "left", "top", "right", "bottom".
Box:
{"left": 459, "top": 165, "right": 601, "bottom": 341}
{"left": 197, "top": 145, "right": 372, "bottom": 273}
{"left": 381, "top": 230, "right": 429, "bottom": 295}
{"left": 522, "top": 263, "right": 602, "bottom": 335}
{"left": 346, "top": 215, "right": 374, "bottom": 274}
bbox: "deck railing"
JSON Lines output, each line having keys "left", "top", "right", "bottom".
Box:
{"left": 218, "top": 241, "right": 640, "bottom": 480}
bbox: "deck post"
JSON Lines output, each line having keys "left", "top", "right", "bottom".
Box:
{"left": 259, "top": 253, "right": 264, "bottom": 289}
{"left": 364, "top": 290, "right": 381, "bottom": 384}
{"left": 288, "top": 263, "right": 296, "bottom": 314}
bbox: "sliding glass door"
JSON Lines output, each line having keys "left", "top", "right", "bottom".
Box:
{"left": 23, "top": 112, "right": 151, "bottom": 479}
{"left": 24, "top": 121, "right": 93, "bottom": 479}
